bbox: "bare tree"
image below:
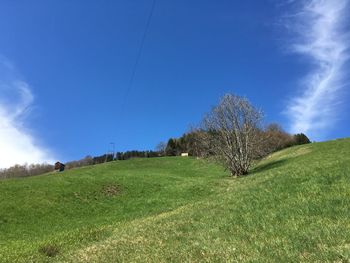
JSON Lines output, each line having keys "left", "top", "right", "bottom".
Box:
{"left": 155, "top": 141, "right": 167, "bottom": 156}
{"left": 202, "top": 93, "right": 263, "bottom": 176}
{"left": 185, "top": 128, "right": 210, "bottom": 158}
{"left": 65, "top": 156, "right": 94, "bottom": 169}
{"left": 0, "top": 163, "right": 54, "bottom": 179}
{"left": 263, "top": 123, "right": 294, "bottom": 153}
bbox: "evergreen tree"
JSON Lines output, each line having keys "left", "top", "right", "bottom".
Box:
{"left": 293, "top": 133, "right": 311, "bottom": 145}
{"left": 165, "top": 138, "right": 178, "bottom": 156}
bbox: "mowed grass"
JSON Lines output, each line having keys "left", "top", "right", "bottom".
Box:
{"left": 1, "top": 139, "right": 350, "bottom": 262}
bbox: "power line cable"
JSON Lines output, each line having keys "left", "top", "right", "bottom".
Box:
{"left": 121, "top": 0, "right": 156, "bottom": 112}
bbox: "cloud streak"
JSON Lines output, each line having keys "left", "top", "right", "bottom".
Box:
{"left": 284, "top": 0, "right": 350, "bottom": 140}
{"left": 0, "top": 57, "right": 55, "bottom": 168}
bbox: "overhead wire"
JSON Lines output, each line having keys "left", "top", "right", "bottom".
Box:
{"left": 121, "top": 0, "right": 156, "bottom": 112}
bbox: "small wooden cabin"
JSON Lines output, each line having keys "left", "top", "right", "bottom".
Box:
{"left": 54, "top": 162, "right": 65, "bottom": 172}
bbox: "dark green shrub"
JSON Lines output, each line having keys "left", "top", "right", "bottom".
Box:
{"left": 38, "top": 244, "right": 60, "bottom": 257}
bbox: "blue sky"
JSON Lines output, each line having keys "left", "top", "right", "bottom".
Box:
{"left": 0, "top": 0, "right": 349, "bottom": 167}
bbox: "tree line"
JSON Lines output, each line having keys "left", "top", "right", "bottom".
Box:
{"left": 0, "top": 151, "right": 162, "bottom": 179}
{"left": 162, "top": 126, "right": 310, "bottom": 159}
{"left": 1, "top": 93, "right": 311, "bottom": 179}
{"left": 160, "top": 94, "right": 310, "bottom": 176}
{"left": 0, "top": 163, "right": 54, "bottom": 179}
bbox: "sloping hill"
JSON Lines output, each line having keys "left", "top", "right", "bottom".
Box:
{"left": 1, "top": 139, "right": 350, "bottom": 262}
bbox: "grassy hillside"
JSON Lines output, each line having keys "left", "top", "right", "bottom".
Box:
{"left": 1, "top": 138, "right": 350, "bottom": 262}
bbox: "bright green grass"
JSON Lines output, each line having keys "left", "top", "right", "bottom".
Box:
{"left": 1, "top": 138, "right": 350, "bottom": 262}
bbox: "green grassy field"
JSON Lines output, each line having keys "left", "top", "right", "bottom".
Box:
{"left": 1, "top": 138, "right": 350, "bottom": 262}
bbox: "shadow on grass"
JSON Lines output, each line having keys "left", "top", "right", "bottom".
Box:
{"left": 249, "top": 159, "right": 288, "bottom": 175}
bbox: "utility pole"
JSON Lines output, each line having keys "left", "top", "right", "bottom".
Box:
{"left": 110, "top": 142, "right": 115, "bottom": 160}
{"left": 105, "top": 142, "right": 115, "bottom": 163}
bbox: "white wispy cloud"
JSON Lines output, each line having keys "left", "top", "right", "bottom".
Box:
{"left": 0, "top": 57, "right": 55, "bottom": 168}
{"left": 284, "top": 0, "right": 350, "bottom": 140}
